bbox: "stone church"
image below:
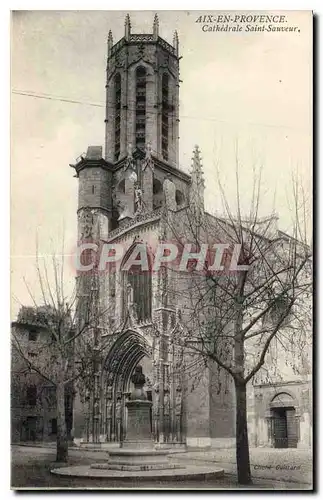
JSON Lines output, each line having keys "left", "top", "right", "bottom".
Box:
{"left": 69, "top": 14, "right": 311, "bottom": 450}
{"left": 70, "top": 14, "right": 236, "bottom": 449}
{"left": 10, "top": 14, "right": 311, "bottom": 451}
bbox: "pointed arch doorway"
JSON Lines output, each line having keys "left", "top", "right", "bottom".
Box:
{"left": 101, "top": 330, "right": 153, "bottom": 444}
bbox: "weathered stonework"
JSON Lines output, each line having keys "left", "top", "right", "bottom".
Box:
{"left": 69, "top": 17, "right": 234, "bottom": 450}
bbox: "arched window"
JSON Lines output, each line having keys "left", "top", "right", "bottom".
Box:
{"left": 135, "top": 67, "right": 147, "bottom": 151}
{"left": 114, "top": 73, "right": 121, "bottom": 161}
{"left": 175, "top": 189, "right": 185, "bottom": 208}
{"left": 122, "top": 244, "right": 152, "bottom": 322}
{"left": 153, "top": 177, "right": 163, "bottom": 210}
{"left": 161, "top": 73, "right": 169, "bottom": 161}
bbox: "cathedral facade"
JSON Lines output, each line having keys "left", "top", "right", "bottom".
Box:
{"left": 69, "top": 14, "right": 311, "bottom": 451}
{"left": 70, "top": 14, "right": 235, "bottom": 449}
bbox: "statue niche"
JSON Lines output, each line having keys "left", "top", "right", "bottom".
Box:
{"left": 122, "top": 245, "right": 152, "bottom": 323}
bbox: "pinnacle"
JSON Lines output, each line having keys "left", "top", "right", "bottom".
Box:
{"left": 191, "top": 145, "right": 204, "bottom": 181}
{"left": 125, "top": 13, "right": 131, "bottom": 27}
{"left": 192, "top": 145, "right": 202, "bottom": 166}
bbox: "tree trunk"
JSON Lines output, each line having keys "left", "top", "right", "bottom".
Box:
{"left": 234, "top": 380, "right": 251, "bottom": 485}
{"left": 56, "top": 380, "right": 68, "bottom": 462}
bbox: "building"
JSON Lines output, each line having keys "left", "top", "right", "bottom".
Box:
{"left": 247, "top": 322, "right": 312, "bottom": 449}
{"left": 11, "top": 306, "right": 73, "bottom": 443}
{"left": 70, "top": 14, "right": 236, "bottom": 449}
{"left": 70, "top": 14, "right": 312, "bottom": 450}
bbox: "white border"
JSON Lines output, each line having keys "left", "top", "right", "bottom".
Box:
{"left": 3, "top": 2, "right": 319, "bottom": 499}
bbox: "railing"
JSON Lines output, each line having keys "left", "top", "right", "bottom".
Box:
{"left": 158, "top": 36, "right": 175, "bottom": 55}
{"left": 108, "top": 208, "right": 163, "bottom": 240}
{"left": 110, "top": 35, "right": 176, "bottom": 59}
{"left": 110, "top": 38, "right": 125, "bottom": 56}
{"left": 130, "top": 34, "right": 154, "bottom": 42}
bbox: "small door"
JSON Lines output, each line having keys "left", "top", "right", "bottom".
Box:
{"left": 273, "top": 408, "right": 288, "bottom": 448}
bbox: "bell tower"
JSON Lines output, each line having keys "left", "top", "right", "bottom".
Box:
{"left": 104, "top": 13, "right": 180, "bottom": 168}
{"left": 71, "top": 14, "right": 190, "bottom": 243}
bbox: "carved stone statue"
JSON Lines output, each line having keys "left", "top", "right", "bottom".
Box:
{"left": 153, "top": 384, "right": 160, "bottom": 442}
{"left": 143, "top": 142, "right": 154, "bottom": 172}
{"left": 134, "top": 183, "right": 143, "bottom": 213}
{"left": 163, "top": 391, "right": 171, "bottom": 442}
{"left": 115, "top": 398, "right": 122, "bottom": 420}
{"left": 126, "top": 282, "right": 134, "bottom": 304}
{"left": 106, "top": 399, "right": 113, "bottom": 418}
{"left": 153, "top": 385, "right": 160, "bottom": 415}
{"left": 131, "top": 365, "right": 146, "bottom": 386}
{"left": 79, "top": 210, "right": 93, "bottom": 239}
{"left": 126, "top": 282, "right": 138, "bottom": 322}
{"left": 94, "top": 399, "right": 100, "bottom": 417}
{"left": 106, "top": 399, "right": 113, "bottom": 441}
{"left": 130, "top": 365, "right": 146, "bottom": 400}
{"left": 175, "top": 389, "right": 182, "bottom": 416}
{"left": 115, "top": 396, "right": 122, "bottom": 442}
{"left": 164, "top": 392, "right": 170, "bottom": 417}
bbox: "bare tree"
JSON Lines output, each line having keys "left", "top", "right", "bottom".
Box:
{"left": 11, "top": 245, "right": 122, "bottom": 463}
{"left": 167, "top": 169, "right": 312, "bottom": 484}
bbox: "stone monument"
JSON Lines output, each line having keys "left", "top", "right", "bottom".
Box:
{"left": 122, "top": 365, "right": 153, "bottom": 449}
{"left": 52, "top": 366, "right": 224, "bottom": 479}
{"left": 91, "top": 365, "right": 177, "bottom": 471}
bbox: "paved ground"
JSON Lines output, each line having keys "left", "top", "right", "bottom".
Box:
{"left": 11, "top": 445, "right": 313, "bottom": 490}
{"left": 175, "top": 448, "right": 313, "bottom": 486}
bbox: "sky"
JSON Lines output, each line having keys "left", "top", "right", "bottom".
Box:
{"left": 11, "top": 10, "right": 312, "bottom": 316}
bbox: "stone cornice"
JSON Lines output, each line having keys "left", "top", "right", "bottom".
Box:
{"left": 70, "top": 157, "right": 114, "bottom": 176}
{"left": 152, "top": 156, "right": 191, "bottom": 183}
{"left": 70, "top": 149, "right": 191, "bottom": 185}
{"left": 77, "top": 206, "right": 112, "bottom": 215}
{"left": 109, "top": 35, "right": 178, "bottom": 60}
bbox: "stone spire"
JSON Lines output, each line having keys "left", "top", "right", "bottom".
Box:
{"left": 124, "top": 13, "right": 131, "bottom": 41}
{"left": 189, "top": 145, "right": 205, "bottom": 216}
{"left": 107, "top": 30, "right": 113, "bottom": 57}
{"left": 153, "top": 13, "right": 159, "bottom": 40}
{"left": 173, "top": 30, "right": 179, "bottom": 56}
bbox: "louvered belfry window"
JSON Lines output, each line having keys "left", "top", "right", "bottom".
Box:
{"left": 161, "top": 73, "right": 169, "bottom": 161}
{"left": 114, "top": 73, "right": 121, "bottom": 161}
{"left": 135, "top": 67, "right": 147, "bottom": 150}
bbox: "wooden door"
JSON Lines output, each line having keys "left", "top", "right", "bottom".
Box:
{"left": 286, "top": 408, "right": 298, "bottom": 448}
{"left": 273, "top": 409, "right": 288, "bottom": 448}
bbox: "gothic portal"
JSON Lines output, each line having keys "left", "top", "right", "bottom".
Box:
{"left": 70, "top": 14, "right": 235, "bottom": 449}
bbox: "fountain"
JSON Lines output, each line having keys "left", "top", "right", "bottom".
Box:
{"left": 91, "top": 366, "right": 178, "bottom": 472}
{"left": 51, "top": 366, "right": 224, "bottom": 481}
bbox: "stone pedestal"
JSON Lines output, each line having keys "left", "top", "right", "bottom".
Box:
{"left": 91, "top": 397, "right": 179, "bottom": 471}
{"left": 122, "top": 400, "right": 153, "bottom": 449}
{"left": 91, "top": 365, "right": 184, "bottom": 471}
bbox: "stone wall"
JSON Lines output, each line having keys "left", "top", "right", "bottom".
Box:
{"left": 247, "top": 378, "right": 312, "bottom": 449}
{"left": 78, "top": 166, "right": 112, "bottom": 212}
{"left": 11, "top": 324, "right": 58, "bottom": 443}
